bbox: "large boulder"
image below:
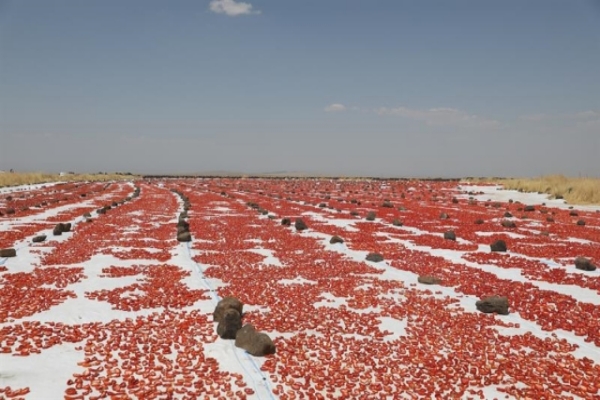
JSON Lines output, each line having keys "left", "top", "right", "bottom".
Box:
{"left": 575, "top": 257, "right": 597, "bottom": 272}
{"left": 295, "top": 218, "right": 308, "bottom": 231}
{"left": 281, "top": 218, "right": 291, "bottom": 226}
{"left": 0, "top": 248, "right": 16, "bottom": 258}
{"left": 490, "top": 240, "right": 507, "bottom": 252}
{"left": 365, "top": 253, "right": 384, "bottom": 262}
{"left": 235, "top": 324, "right": 276, "bottom": 356}
{"left": 216, "top": 309, "right": 242, "bottom": 339}
{"left": 476, "top": 296, "right": 509, "bottom": 315}
{"left": 213, "top": 297, "right": 244, "bottom": 323}
{"left": 365, "top": 211, "right": 376, "bottom": 221}
{"left": 418, "top": 276, "right": 442, "bottom": 285}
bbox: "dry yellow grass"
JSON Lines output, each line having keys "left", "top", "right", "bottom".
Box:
{"left": 0, "top": 172, "right": 137, "bottom": 188}
{"left": 490, "top": 175, "right": 600, "bottom": 205}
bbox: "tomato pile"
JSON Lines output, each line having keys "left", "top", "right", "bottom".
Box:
{"left": 1, "top": 178, "right": 599, "bottom": 399}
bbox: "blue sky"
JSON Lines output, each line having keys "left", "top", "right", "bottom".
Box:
{"left": 1, "top": 0, "right": 599, "bottom": 176}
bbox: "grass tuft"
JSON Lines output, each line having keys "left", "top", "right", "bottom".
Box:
{"left": 490, "top": 175, "right": 600, "bottom": 205}
{"left": 0, "top": 172, "right": 137, "bottom": 188}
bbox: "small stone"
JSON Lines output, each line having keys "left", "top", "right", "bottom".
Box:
{"left": 476, "top": 296, "right": 509, "bottom": 315}
{"left": 418, "top": 276, "right": 442, "bottom": 285}
{"left": 0, "top": 248, "right": 17, "bottom": 258}
{"left": 235, "top": 324, "right": 276, "bottom": 356}
{"left": 575, "top": 257, "right": 596, "bottom": 271}
{"left": 443, "top": 231, "right": 456, "bottom": 241}
{"left": 366, "top": 252, "right": 384, "bottom": 262}
{"left": 330, "top": 235, "right": 344, "bottom": 244}
{"left": 490, "top": 240, "right": 507, "bottom": 252}
{"left": 32, "top": 235, "right": 47, "bottom": 243}
{"left": 295, "top": 218, "right": 308, "bottom": 231}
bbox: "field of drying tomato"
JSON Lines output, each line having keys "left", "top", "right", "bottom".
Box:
{"left": 1, "top": 178, "right": 599, "bottom": 400}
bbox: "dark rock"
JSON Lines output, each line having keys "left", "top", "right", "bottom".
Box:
{"left": 281, "top": 218, "right": 291, "bottom": 226}
{"left": 476, "top": 296, "right": 509, "bottom": 315}
{"left": 418, "top": 276, "right": 442, "bottom": 285}
{"left": 490, "top": 240, "right": 507, "bottom": 252}
{"left": 177, "top": 232, "right": 192, "bottom": 242}
{"left": 439, "top": 212, "right": 449, "bottom": 220}
{"left": 295, "top": 218, "right": 308, "bottom": 231}
{"left": 235, "top": 324, "right": 276, "bottom": 356}
{"left": 575, "top": 257, "right": 596, "bottom": 271}
{"left": 555, "top": 194, "right": 564, "bottom": 200}
{"left": 330, "top": 235, "right": 344, "bottom": 244}
{"left": 576, "top": 220, "right": 586, "bottom": 226}
{"left": 6, "top": 208, "right": 15, "bottom": 215}
{"left": 214, "top": 297, "right": 244, "bottom": 323}
{"left": 452, "top": 197, "right": 459, "bottom": 204}
{"left": 83, "top": 212, "right": 92, "bottom": 218}
{"left": 365, "top": 211, "right": 376, "bottom": 221}
{"left": 350, "top": 210, "right": 359, "bottom": 216}
{"left": 443, "top": 231, "right": 456, "bottom": 241}
{"left": 501, "top": 220, "right": 517, "bottom": 228}
{"left": 523, "top": 205, "right": 535, "bottom": 212}
{"left": 366, "top": 252, "right": 384, "bottom": 262}
{"left": 177, "top": 225, "right": 189, "bottom": 235}
{"left": 32, "top": 235, "right": 47, "bottom": 243}
{"left": 569, "top": 210, "right": 579, "bottom": 217}
{"left": 474, "top": 219, "right": 484, "bottom": 225}
{"left": 540, "top": 230, "right": 550, "bottom": 236}
{"left": 546, "top": 217, "right": 554, "bottom": 223}
{"left": 0, "top": 248, "right": 16, "bottom": 258}
{"left": 492, "top": 202, "right": 502, "bottom": 208}
{"left": 318, "top": 203, "right": 327, "bottom": 208}
{"left": 216, "top": 309, "right": 242, "bottom": 339}
{"left": 503, "top": 212, "right": 513, "bottom": 218}
{"left": 381, "top": 201, "right": 393, "bottom": 208}
{"left": 392, "top": 219, "right": 403, "bottom": 227}
{"left": 177, "top": 219, "right": 190, "bottom": 230}
{"left": 62, "top": 223, "right": 72, "bottom": 232}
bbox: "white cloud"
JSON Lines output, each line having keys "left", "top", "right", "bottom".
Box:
{"left": 518, "top": 113, "right": 549, "bottom": 122}
{"left": 519, "top": 110, "right": 599, "bottom": 122}
{"left": 376, "top": 106, "right": 500, "bottom": 128}
{"left": 209, "top": 0, "right": 260, "bottom": 16}
{"left": 572, "top": 110, "right": 599, "bottom": 119}
{"left": 324, "top": 103, "right": 346, "bottom": 112}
